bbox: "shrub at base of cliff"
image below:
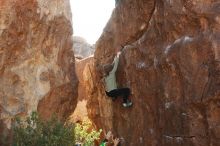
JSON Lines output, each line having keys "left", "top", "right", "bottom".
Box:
{"left": 12, "top": 112, "right": 75, "bottom": 146}
{"left": 75, "top": 119, "right": 102, "bottom": 146}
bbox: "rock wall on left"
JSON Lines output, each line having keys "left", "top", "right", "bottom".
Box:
{"left": 0, "top": 0, "right": 77, "bottom": 144}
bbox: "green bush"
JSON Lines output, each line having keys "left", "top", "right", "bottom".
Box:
{"left": 12, "top": 112, "right": 75, "bottom": 146}
{"left": 75, "top": 119, "right": 102, "bottom": 146}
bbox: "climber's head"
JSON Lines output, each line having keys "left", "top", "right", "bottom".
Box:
{"left": 103, "top": 64, "right": 113, "bottom": 76}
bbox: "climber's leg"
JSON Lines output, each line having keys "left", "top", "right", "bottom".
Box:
{"left": 115, "top": 88, "right": 130, "bottom": 103}
{"left": 105, "top": 90, "right": 118, "bottom": 101}
{"left": 106, "top": 88, "right": 132, "bottom": 107}
{"left": 118, "top": 88, "right": 132, "bottom": 107}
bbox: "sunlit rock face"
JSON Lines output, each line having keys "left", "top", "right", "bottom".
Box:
{"left": 73, "top": 36, "right": 95, "bottom": 59}
{"left": 69, "top": 57, "right": 94, "bottom": 122}
{"left": 88, "top": 0, "right": 220, "bottom": 145}
{"left": 0, "top": 0, "right": 77, "bottom": 144}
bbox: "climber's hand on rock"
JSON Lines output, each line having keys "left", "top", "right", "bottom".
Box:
{"left": 117, "top": 51, "right": 121, "bottom": 57}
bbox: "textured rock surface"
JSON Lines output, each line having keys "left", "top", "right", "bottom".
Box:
{"left": 0, "top": 0, "right": 77, "bottom": 143}
{"left": 73, "top": 36, "right": 95, "bottom": 59}
{"left": 69, "top": 57, "right": 94, "bottom": 122}
{"left": 88, "top": 0, "right": 220, "bottom": 146}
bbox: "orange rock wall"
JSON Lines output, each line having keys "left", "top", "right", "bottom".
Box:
{"left": 88, "top": 0, "right": 220, "bottom": 146}
{"left": 69, "top": 57, "right": 94, "bottom": 122}
{"left": 0, "top": 0, "right": 77, "bottom": 144}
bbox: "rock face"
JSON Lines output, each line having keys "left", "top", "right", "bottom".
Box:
{"left": 69, "top": 57, "right": 94, "bottom": 122}
{"left": 88, "top": 0, "right": 220, "bottom": 146}
{"left": 73, "top": 36, "right": 95, "bottom": 59}
{"left": 0, "top": 0, "right": 77, "bottom": 144}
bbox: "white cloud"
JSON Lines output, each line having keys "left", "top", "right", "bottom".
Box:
{"left": 70, "top": 0, "right": 115, "bottom": 44}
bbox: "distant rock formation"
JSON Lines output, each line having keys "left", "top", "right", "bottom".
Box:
{"left": 73, "top": 36, "right": 95, "bottom": 59}
{"left": 0, "top": 0, "right": 78, "bottom": 144}
{"left": 85, "top": 0, "right": 220, "bottom": 146}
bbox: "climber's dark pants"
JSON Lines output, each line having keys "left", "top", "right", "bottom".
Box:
{"left": 105, "top": 88, "right": 130, "bottom": 103}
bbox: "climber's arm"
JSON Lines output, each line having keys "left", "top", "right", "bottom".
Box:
{"left": 110, "top": 52, "right": 121, "bottom": 73}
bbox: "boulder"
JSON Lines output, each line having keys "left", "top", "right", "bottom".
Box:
{"left": 0, "top": 0, "right": 77, "bottom": 144}
{"left": 88, "top": 0, "right": 220, "bottom": 146}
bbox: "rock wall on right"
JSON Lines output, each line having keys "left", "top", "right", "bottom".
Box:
{"left": 88, "top": 0, "right": 220, "bottom": 146}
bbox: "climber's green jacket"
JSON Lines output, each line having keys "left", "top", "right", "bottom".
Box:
{"left": 100, "top": 139, "right": 108, "bottom": 146}
{"left": 100, "top": 142, "right": 106, "bottom": 146}
{"left": 104, "top": 55, "right": 119, "bottom": 92}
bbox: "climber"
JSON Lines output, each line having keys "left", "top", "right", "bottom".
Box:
{"left": 102, "top": 51, "right": 132, "bottom": 107}
{"left": 100, "top": 131, "right": 120, "bottom": 146}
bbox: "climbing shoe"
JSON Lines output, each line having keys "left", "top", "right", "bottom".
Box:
{"left": 122, "top": 101, "right": 132, "bottom": 107}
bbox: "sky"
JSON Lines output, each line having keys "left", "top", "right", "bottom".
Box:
{"left": 70, "top": 0, "right": 115, "bottom": 44}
